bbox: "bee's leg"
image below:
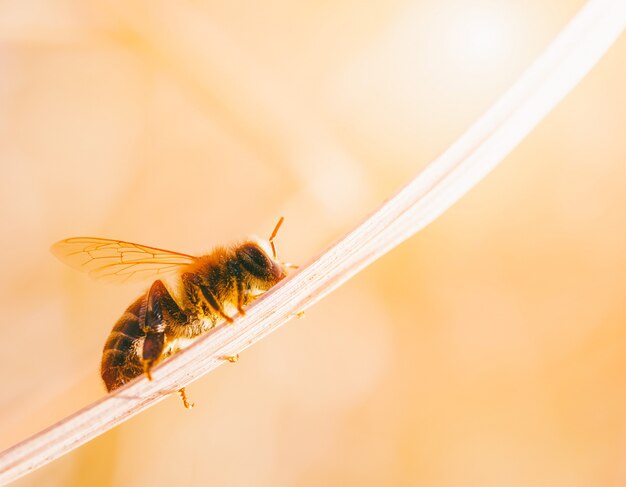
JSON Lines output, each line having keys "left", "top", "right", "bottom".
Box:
{"left": 227, "top": 260, "right": 246, "bottom": 316}
{"left": 142, "top": 279, "right": 185, "bottom": 379}
{"left": 183, "top": 273, "right": 235, "bottom": 324}
{"left": 202, "top": 286, "right": 235, "bottom": 323}
{"left": 178, "top": 387, "right": 194, "bottom": 409}
{"left": 236, "top": 278, "right": 246, "bottom": 316}
{"left": 220, "top": 354, "right": 239, "bottom": 363}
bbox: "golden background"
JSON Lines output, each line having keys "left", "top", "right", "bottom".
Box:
{"left": 1, "top": 0, "right": 626, "bottom": 485}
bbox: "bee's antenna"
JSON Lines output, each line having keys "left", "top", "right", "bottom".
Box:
{"left": 268, "top": 216, "right": 284, "bottom": 259}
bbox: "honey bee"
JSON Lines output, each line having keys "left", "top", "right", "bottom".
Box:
{"left": 52, "top": 218, "right": 290, "bottom": 398}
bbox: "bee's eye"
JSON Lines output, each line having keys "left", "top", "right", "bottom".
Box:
{"left": 238, "top": 244, "right": 271, "bottom": 278}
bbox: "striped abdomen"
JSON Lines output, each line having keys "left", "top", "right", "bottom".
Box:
{"left": 101, "top": 294, "right": 147, "bottom": 391}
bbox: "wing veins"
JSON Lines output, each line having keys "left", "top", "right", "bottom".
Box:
{"left": 52, "top": 236, "right": 197, "bottom": 284}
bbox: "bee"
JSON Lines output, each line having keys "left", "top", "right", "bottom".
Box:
{"left": 52, "top": 218, "right": 290, "bottom": 401}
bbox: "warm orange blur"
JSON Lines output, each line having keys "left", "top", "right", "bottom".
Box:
{"left": 2, "top": 1, "right": 626, "bottom": 486}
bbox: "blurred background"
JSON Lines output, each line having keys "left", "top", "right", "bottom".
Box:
{"left": 1, "top": 0, "right": 625, "bottom": 485}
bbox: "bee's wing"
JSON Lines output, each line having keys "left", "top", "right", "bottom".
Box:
{"left": 51, "top": 237, "right": 197, "bottom": 284}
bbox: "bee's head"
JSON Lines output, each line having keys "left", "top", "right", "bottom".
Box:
{"left": 236, "top": 217, "right": 295, "bottom": 289}
{"left": 236, "top": 241, "right": 287, "bottom": 288}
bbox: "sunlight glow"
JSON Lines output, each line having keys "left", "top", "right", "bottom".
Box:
{"left": 445, "top": 7, "right": 514, "bottom": 65}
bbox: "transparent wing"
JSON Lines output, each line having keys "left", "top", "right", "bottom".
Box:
{"left": 51, "top": 237, "right": 197, "bottom": 284}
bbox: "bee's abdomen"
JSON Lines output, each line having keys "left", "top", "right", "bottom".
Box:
{"left": 101, "top": 295, "right": 147, "bottom": 391}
